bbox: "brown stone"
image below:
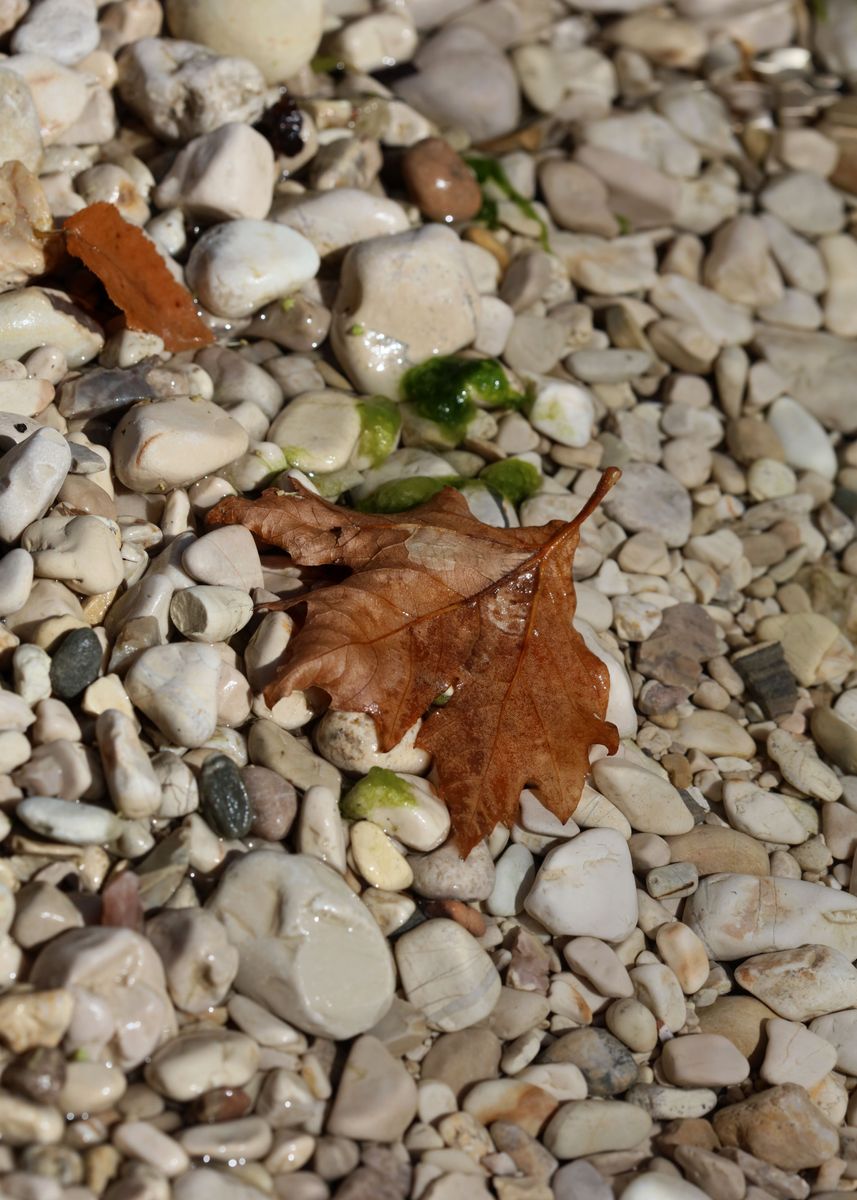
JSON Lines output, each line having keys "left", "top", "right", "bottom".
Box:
{"left": 713, "top": 1084, "right": 839, "bottom": 1171}
{"left": 656, "top": 1118, "right": 720, "bottom": 1154}
{"left": 726, "top": 417, "right": 785, "bottom": 465}
{"left": 402, "top": 136, "right": 482, "bottom": 223}
{"left": 242, "top": 765, "right": 297, "bottom": 841}
{"left": 673, "top": 1145, "right": 746, "bottom": 1200}
{"left": 423, "top": 898, "right": 486, "bottom": 937}
{"left": 695, "top": 996, "right": 776, "bottom": 1064}
{"left": 637, "top": 603, "right": 725, "bottom": 691}
{"left": 420, "top": 1029, "right": 501, "bottom": 1100}
{"left": 666, "top": 825, "right": 770, "bottom": 877}
{"left": 463, "top": 1079, "right": 558, "bottom": 1136}
{"left": 491, "top": 1122, "right": 557, "bottom": 1181}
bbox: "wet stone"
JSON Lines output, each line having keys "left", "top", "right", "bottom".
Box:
{"left": 242, "top": 764, "right": 296, "bottom": 841}
{"left": 199, "top": 753, "right": 253, "bottom": 838}
{"left": 48, "top": 627, "right": 101, "bottom": 700}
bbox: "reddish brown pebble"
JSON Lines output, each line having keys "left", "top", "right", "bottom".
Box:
{"left": 402, "top": 137, "right": 483, "bottom": 223}
{"left": 423, "top": 897, "right": 486, "bottom": 937}
{"left": 242, "top": 764, "right": 297, "bottom": 841}
{"left": 190, "top": 1087, "right": 253, "bottom": 1124}
{"left": 100, "top": 870, "right": 144, "bottom": 933}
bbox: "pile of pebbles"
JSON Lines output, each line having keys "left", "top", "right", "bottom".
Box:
{"left": 4, "top": 0, "right": 857, "bottom": 1197}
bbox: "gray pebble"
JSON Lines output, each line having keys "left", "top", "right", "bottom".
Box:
{"left": 199, "top": 754, "right": 252, "bottom": 838}
{"left": 49, "top": 627, "right": 102, "bottom": 700}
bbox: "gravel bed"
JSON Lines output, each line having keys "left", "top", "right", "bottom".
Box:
{"left": 1, "top": 0, "right": 857, "bottom": 1198}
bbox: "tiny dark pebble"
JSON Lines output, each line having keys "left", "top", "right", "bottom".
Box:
{"left": 242, "top": 764, "right": 297, "bottom": 841}
{"left": 255, "top": 92, "right": 305, "bottom": 158}
{"left": 732, "top": 639, "right": 798, "bottom": 719}
{"left": 200, "top": 754, "right": 253, "bottom": 838}
{"left": 190, "top": 1086, "right": 253, "bottom": 1124}
{"left": 49, "top": 627, "right": 102, "bottom": 700}
{"left": 3, "top": 1046, "right": 66, "bottom": 1103}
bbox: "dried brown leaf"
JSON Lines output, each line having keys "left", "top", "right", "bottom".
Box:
{"left": 208, "top": 471, "right": 620, "bottom": 852}
{"left": 63, "top": 201, "right": 214, "bottom": 352}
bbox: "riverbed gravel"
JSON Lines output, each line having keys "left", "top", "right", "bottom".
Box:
{"left": 1, "top": 0, "right": 857, "bottom": 1197}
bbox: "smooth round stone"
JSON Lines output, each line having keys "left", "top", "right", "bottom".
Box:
{"left": 327, "top": 1035, "right": 417, "bottom": 1143}
{"left": 695, "top": 996, "right": 776, "bottom": 1063}
{"left": 182, "top": 526, "right": 263, "bottom": 591}
{"left": 539, "top": 1028, "right": 638, "bottom": 1097}
{"left": 126, "top": 643, "right": 221, "bottom": 748}
{"left": 809, "top": 1009, "right": 857, "bottom": 1074}
{"left": 242, "top": 765, "right": 296, "bottom": 841}
{"left": 330, "top": 224, "right": 480, "bottom": 400}
{"left": 267, "top": 391, "right": 361, "bottom": 474}
{"left": 591, "top": 758, "right": 693, "bottom": 836}
{"left": 0, "top": 548, "right": 34, "bottom": 618}
{"left": 274, "top": 189, "right": 410, "bottom": 259}
{"left": 16, "top": 796, "right": 121, "bottom": 845}
{"left": 0, "top": 426, "right": 72, "bottom": 544}
{"left": 623, "top": 1175, "right": 709, "bottom": 1200}
{"left": 655, "top": 922, "right": 709, "bottom": 995}
{"left": 563, "top": 937, "right": 632, "bottom": 999}
{"left": 762, "top": 1018, "right": 836, "bottom": 1089}
{"left": 402, "top": 137, "right": 482, "bottom": 223}
{"left": 113, "top": 397, "right": 249, "bottom": 492}
{"left": 186, "top": 219, "right": 320, "bottom": 320}
{"left": 48, "top": 627, "right": 101, "bottom": 700}
{"left": 660, "top": 1034, "right": 750, "bottom": 1088}
{"left": 395, "top": 918, "right": 500, "bottom": 1032}
{"left": 543, "top": 1099, "right": 652, "bottom": 1159}
{"left": 199, "top": 754, "right": 252, "bottom": 838}
{"left": 486, "top": 844, "right": 535, "bottom": 917}
{"left": 605, "top": 998, "right": 658, "bottom": 1054}
{"left": 461, "top": 1079, "right": 559, "bottom": 1136}
{"left": 685, "top": 874, "right": 857, "bottom": 961}
{"left": 350, "top": 821, "right": 413, "bottom": 892}
{"left": 207, "top": 851, "right": 395, "bottom": 1039}
{"left": 768, "top": 395, "right": 836, "bottom": 479}
{"left": 170, "top": 585, "right": 253, "bottom": 643}
{"left": 722, "top": 780, "right": 808, "bottom": 845}
{"left": 0, "top": 288, "right": 103, "bottom": 367}
{"left": 341, "top": 771, "right": 449, "bottom": 853}
{"left": 525, "top": 829, "right": 637, "bottom": 943}
{"left": 0, "top": 68, "right": 43, "bottom": 174}
{"left": 603, "top": 462, "right": 692, "bottom": 548}
{"left": 529, "top": 379, "right": 595, "bottom": 448}
{"left": 145, "top": 1028, "right": 258, "bottom": 1103}
{"left": 11, "top": 0, "right": 99, "bottom": 64}
{"left": 676, "top": 711, "right": 755, "bottom": 758}
{"left": 666, "top": 826, "right": 770, "bottom": 877}
{"left": 165, "top": 0, "right": 323, "bottom": 83}
{"left": 410, "top": 839, "right": 495, "bottom": 902}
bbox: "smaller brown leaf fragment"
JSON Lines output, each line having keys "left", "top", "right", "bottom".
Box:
{"left": 63, "top": 201, "right": 214, "bottom": 352}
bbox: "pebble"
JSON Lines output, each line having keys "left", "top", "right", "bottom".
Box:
{"left": 164, "top": 0, "right": 322, "bottom": 82}
{"left": 528, "top": 380, "right": 595, "bottom": 448}
{"left": 462, "top": 1079, "right": 559, "bottom": 1135}
{"left": 96, "top": 707, "right": 161, "bottom": 819}
{"left": 11, "top": 0, "right": 99, "bottom": 64}
{"left": 0, "top": 288, "right": 103, "bottom": 366}
{"left": 199, "top": 753, "right": 252, "bottom": 838}
{"left": 0, "top": 427, "right": 71, "bottom": 543}
{"left": 145, "top": 1028, "right": 259, "bottom": 1102}
{"left": 666, "top": 825, "right": 770, "bottom": 877}
{"left": 605, "top": 997, "right": 658, "bottom": 1053}
{"left": 686, "top": 874, "right": 857, "bottom": 960}
{"left": 274, "top": 188, "right": 410, "bottom": 258}
{"left": 525, "top": 828, "right": 637, "bottom": 942}
{"left": 125, "top": 643, "right": 221, "bottom": 748}
{"left": 327, "top": 1035, "right": 418, "bottom": 1143}
{"left": 410, "top": 838, "right": 495, "bottom": 901}
{"left": 181, "top": 525, "right": 263, "bottom": 591}
{"left": 341, "top": 770, "right": 450, "bottom": 852}
{"left": 117, "top": 36, "right": 267, "bottom": 141}
{"left": 591, "top": 758, "right": 694, "bottom": 836}
{"left": 395, "top": 918, "right": 501, "bottom": 1031}
{"left": 330, "top": 224, "right": 480, "bottom": 399}
{"left": 0, "top": 1089, "right": 64, "bottom": 1146}
{"left": 622, "top": 1176, "right": 709, "bottom": 1200}
{"left": 113, "top": 1120, "right": 190, "bottom": 1177}
{"left": 48, "top": 627, "right": 101, "bottom": 700}
{"left": 655, "top": 922, "right": 710, "bottom": 994}
{"left": 761, "top": 171, "right": 844, "bottom": 237}
{"left": 768, "top": 395, "right": 837, "bottom": 479}
{"left": 603, "top": 462, "right": 692, "bottom": 547}
{"left": 242, "top": 765, "right": 295, "bottom": 841}
{"left": 16, "top": 795, "right": 121, "bottom": 844}
{"left": 402, "top": 137, "right": 482, "bottom": 223}
{"left": 0, "top": 988, "right": 73, "bottom": 1053}
{"left": 0, "top": 547, "right": 34, "bottom": 618}
{"left": 543, "top": 1099, "right": 652, "bottom": 1160}
{"left": 112, "top": 397, "right": 248, "bottom": 492}
{"left": 766, "top": 725, "right": 842, "bottom": 800}
{"left": 660, "top": 1034, "right": 750, "bottom": 1088}
{"left": 713, "top": 1083, "right": 839, "bottom": 1171}
{"left": 207, "top": 851, "right": 395, "bottom": 1038}
{"left": 761, "top": 1018, "right": 837, "bottom": 1089}
{"left": 735, "top": 944, "right": 857, "bottom": 1020}
{"left": 539, "top": 1027, "right": 637, "bottom": 1097}
{"left": 170, "top": 584, "right": 253, "bottom": 642}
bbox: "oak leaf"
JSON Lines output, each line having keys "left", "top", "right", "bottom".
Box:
{"left": 208, "top": 471, "right": 621, "bottom": 852}
{"left": 63, "top": 202, "right": 214, "bottom": 352}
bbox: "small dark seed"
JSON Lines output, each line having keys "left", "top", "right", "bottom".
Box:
{"left": 200, "top": 754, "right": 252, "bottom": 838}
{"left": 49, "top": 627, "right": 102, "bottom": 700}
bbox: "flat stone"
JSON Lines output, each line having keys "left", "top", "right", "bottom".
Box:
{"left": 112, "top": 397, "right": 248, "bottom": 492}
{"left": 326, "top": 1035, "right": 417, "bottom": 1143}
{"left": 685, "top": 874, "right": 857, "bottom": 960}
{"left": 660, "top": 1034, "right": 749, "bottom": 1088}
{"left": 421, "top": 1029, "right": 502, "bottom": 1099}
{"left": 603, "top": 462, "right": 692, "bottom": 547}
{"left": 394, "top": 918, "right": 500, "bottom": 1032}
{"left": 591, "top": 758, "right": 694, "bottom": 836}
{"left": 666, "top": 825, "right": 770, "bottom": 877}
{"left": 676, "top": 711, "right": 755, "bottom": 758}
{"left": 761, "top": 1018, "right": 837, "bottom": 1089}
{"left": 543, "top": 1099, "right": 652, "bottom": 1160}
{"left": 695, "top": 996, "right": 776, "bottom": 1063}
{"left": 125, "top": 643, "right": 221, "bottom": 748}
{"left": 735, "top": 945, "right": 857, "bottom": 1020}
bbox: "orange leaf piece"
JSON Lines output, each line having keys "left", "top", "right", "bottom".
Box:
{"left": 208, "top": 470, "right": 621, "bottom": 853}
{"left": 63, "top": 201, "right": 214, "bottom": 352}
